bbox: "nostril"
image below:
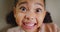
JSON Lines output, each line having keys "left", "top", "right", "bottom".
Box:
{"left": 25, "top": 15, "right": 34, "bottom": 20}
{"left": 26, "top": 18, "right": 29, "bottom": 20}
{"left": 31, "top": 18, "right": 34, "bottom": 20}
{"left": 26, "top": 17, "right": 34, "bottom": 20}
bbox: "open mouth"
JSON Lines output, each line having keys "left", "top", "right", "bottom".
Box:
{"left": 22, "top": 21, "right": 37, "bottom": 29}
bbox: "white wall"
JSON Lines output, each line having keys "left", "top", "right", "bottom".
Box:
{"left": 46, "top": 0, "right": 60, "bottom": 27}
{"left": 0, "top": 0, "right": 60, "bottom": 31}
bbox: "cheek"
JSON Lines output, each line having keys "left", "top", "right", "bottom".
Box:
{"left": 36, "top": 14, "right": 45, "bottom": 26}
{"left": 37, "top": 16, "right": 44, "bottom": 23}
{"left": 15, "top": 13, "right": 25, "bottom": 26}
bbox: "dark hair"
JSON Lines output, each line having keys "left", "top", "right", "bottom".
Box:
{"left": 43, "top": 12, "right": 53, "bottom": 23}
{"left": 14, "top": 0, "right": 46, "bottom": 7}
{"left": 14, "top": 0, "right": 18, "bottom": 7}
{"left": 6, "top": 11, "right": 53, "bottom": 26}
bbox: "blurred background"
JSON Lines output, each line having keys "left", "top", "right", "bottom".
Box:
{"left": 0, "top": 0, "right": 60, "bottom": 32}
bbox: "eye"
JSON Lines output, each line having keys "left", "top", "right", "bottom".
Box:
{"left": 36, "top": 8, "right": 42, "bottom": 13}
{"left": 20, "top": 7, "right": 26, "bottom": 12}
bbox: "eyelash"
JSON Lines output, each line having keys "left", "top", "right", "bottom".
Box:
{"left": 35, "top": 8, "right": 42, "bottom": 13}
{"left": 19, "top": 6, "right": 27, "bottom": 12}
{"left": 19, "top": 6, "right": 42, "bottom": 13}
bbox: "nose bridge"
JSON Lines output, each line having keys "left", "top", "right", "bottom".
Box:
{"left": 26, "top": 11, "right": 35, "bottom": 19}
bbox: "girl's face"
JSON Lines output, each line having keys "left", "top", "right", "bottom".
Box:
{"left": 14, "top": 0, "right": 46, "bottom": 32}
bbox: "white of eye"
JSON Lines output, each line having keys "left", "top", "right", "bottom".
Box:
{"left": 36, "top": 8, "right": 42, "bottom": 13}
{"left": 20, "top": 7, "right": 26, "bottom": 12}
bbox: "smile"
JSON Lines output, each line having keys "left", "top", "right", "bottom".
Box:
{"left": 22, "top": 21, "right": 37, "bottom": 29}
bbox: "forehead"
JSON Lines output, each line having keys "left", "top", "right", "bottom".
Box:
{"left": 17, "top": 0, "right": 44, "bottom": 7}
{"left": 18, "top": 0, "right": 44, "bottom": 4}
{"left": 18, "top": 0, "right": 44, "bottom": 2}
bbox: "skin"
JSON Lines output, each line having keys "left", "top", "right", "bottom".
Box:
{"left": 14, "top": 0, "right": 46, "bottom": 32}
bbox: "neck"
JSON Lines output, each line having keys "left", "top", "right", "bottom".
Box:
{"left": 25, "top": 28, "right": 40, "bottom": 32}
{"left": 25, "top": 30, "right": 38, "bottom": 32}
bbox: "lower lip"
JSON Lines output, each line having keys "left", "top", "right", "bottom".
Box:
{"left": 22, "top": 23, "right": 36, "bottom": 29}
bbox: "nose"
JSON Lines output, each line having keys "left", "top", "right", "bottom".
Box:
{"left": 25, "top": 12, "right": 35, "bottom": 20}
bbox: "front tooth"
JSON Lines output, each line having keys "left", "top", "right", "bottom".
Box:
{"left": 25, "top": 24, "right": 34, "bottom": 26}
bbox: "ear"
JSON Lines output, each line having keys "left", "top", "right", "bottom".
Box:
{"left": 44, "top": 10, "right": 47, "bottom": 16}
{"left": 13, "top": 7, "right": 16, "bottom": 18}
{"left": 43, "top": 7, "right": 47, "bottom": 16}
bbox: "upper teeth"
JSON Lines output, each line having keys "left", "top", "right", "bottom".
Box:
{"left": 25, "top": 24, "right": 34, "bottom": 26}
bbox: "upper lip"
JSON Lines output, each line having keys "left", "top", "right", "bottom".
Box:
{"left": 22, "top": 21, "right": 37, "bottom": 26}
{"left": 23, "top": 21, "right": 36, "bottom": 24}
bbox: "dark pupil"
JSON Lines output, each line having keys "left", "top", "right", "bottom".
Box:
{"left": 36, "top": 9, "right": 40, "bottom": 12}
{"left": 21, "top": 7, "right": 26, "bottom": 11}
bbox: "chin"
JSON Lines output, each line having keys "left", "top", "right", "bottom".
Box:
{"left": 22, "top": 26, "right": 38, "bottom": 32}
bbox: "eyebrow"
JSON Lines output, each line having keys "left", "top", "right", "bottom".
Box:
{"left": 18, "top": 2, "right": 27, "bottom": 6}
{"left": 18, "top": 2, "right": 43, "bottom": 7}
{"left": 35, "top": 3, "right": 43, "bottom": 7}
